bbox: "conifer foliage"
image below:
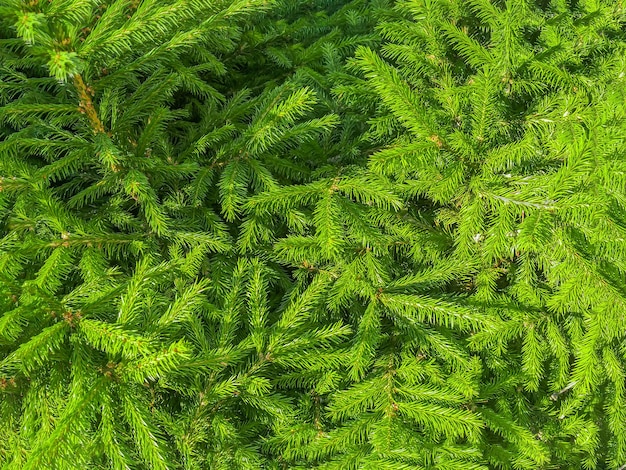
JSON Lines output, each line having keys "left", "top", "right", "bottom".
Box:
{"left": 2, "top": 0, "right": 626, "bottom": 468}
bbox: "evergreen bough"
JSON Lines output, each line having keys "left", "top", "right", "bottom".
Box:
{"left": 2, "top": 0, "right": 626, "bottom": 468}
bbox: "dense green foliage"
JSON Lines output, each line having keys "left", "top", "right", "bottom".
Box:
{"left": 2, "top": 0, "right": 626, "bottom": 468}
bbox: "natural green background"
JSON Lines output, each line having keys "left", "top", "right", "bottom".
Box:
{"left": 2, "top": 0, "right": 626, "bottom": 468}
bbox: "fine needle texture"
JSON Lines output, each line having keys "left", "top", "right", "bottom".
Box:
{"left": 1, "top": 0, "right": 626, "bottom": 469}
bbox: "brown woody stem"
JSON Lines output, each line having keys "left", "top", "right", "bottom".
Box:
{"left": 74, "top": 74, "right": 105, "bottom": 134}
